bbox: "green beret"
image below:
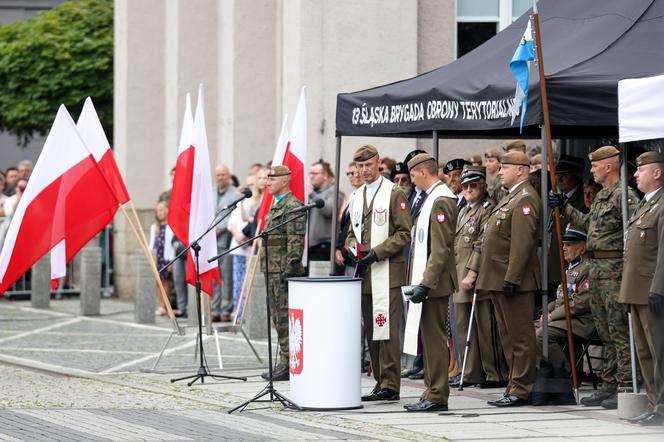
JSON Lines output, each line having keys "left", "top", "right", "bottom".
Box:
{"left": 268, "top": 165, "right": 291, "bottom": 177}
{"left": 353, "top": 145, "right": 378, "bottom": 162}
{"left": 407, "top": 153, "right": 435, "bottom": 171}
{"left": 502, "top": 139, "right": 527, "bottom": 153}
{"left": 500, "top": 151, "right": 529, "bottom": 166}
{"left": 636, "top": 151, "right": 664, "bottom": 167}
{"left": 589, "top": 145, "right": 620, "bottom": 162}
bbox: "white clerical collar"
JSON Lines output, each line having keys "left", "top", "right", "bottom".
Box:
{"left": 366, "top": 176, "right": 382, "bottom": 191}
{"left": 565, "top": 185, "right": 580, "bottom": 199}
{"left": 425, "top": 180, "right": 441, "bottom": 195}
{"left": 509, "top": 179, "right": 528, "bottom": 194}
{"left": 645, "top": 187, "right": 662, "bottom": 202}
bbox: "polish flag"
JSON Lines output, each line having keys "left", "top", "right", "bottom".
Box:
{"left": 50, "top": 97, "right": 130, "bottom": 286}
{"left": 255, "top": 115, "right": 289, "bottom": 230}
{"left": 0, "top": 106, "right": 120, "bottom": 294}
{"left": 168, "top": 86, "right": 220, "bottom": 296}
{"left": 283, "top": 87, "right": 308, "bottom": 204}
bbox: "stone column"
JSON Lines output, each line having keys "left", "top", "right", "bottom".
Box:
{"left": 245, "top": 271, "right": 268, "bottom": 340}
{"left": 79, "top": 245, "right": 102, "bottom": 316}
{"left": 133, "top": 252, "right": 155, "bottom": 324}
{"left": 30, "top": 255, "right": 50, "bottom": 309}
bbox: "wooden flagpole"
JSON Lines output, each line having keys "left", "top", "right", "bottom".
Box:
{"left": 532, "top": 7, "right": 579, "bottom": 394}
{"left": 232, "top": 219, "right": 263, "bottom": 325}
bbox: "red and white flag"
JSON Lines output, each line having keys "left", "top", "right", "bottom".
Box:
{"left": 168, "top": 86, "right": 220, "bottom": 296}
{"left": 0, "top": 106, "right": 120, "bottom": 294}
{"left": 50, "top": 97, "right": 130, "bottom": 285}
{"left": 283, "top": 87, "right": 308, "bottom": 204}
{"left": 256, "top": 115, "right": 289, "bottom": 230}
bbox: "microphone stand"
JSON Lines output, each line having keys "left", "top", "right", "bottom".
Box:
{"left": 210, "top": 213, "right": 306, "bottom": 413}
{"left": 162, "top": 201, "right": 247, "bottom": 386}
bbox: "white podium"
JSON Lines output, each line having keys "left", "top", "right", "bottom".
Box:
{"left": 287, "top": 276, "right": 362, "bottom": 410}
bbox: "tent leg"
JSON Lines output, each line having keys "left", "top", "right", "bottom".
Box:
{"left": 433, "top": 130, "right": 439, "bottom": 164}
{"left": 330, "top": 135, "right": 342, "bottom": 275}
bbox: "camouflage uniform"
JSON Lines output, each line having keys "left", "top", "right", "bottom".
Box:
{"left": 486, "top": 174, "right": 506, "bottom": 205}
{"left": 260, "top": 192, "right": 305, "bottom": 365}
{"left": 564, "top": 181, "right": 639, "bottom": 392}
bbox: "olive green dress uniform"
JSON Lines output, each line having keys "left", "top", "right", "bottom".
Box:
{"left": 346, "top": 182, "right": 412, "bottom": 393}
{"left": 537, "top": 257, "right": 593, "bottom": 366}
{"left": 260, "top": 191, "right": 305, "bottom": 366}
{"left": 409, "top": 183, "right": 458, "bottom": 405}
{"left": 454, "top": 195, "right": 508, "bottom": 385}
{"left": 468, "top": 179, "right": 541, "bottom": 400}
{"left": 564, "top": 180, "right": 639, "bottom": 392}
{"left": 620, "top": 178, "right": 664, "bottom": 417}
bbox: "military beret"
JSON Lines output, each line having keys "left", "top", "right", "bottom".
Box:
{"left": 268, "top": 165, "right": 291, "bottom": 177}
{"left": 391, "top": 162, "right": 408, "bottom": 179}
{"left": 466, "top": 154, "right": 483, "bottom": 165}
{"left": 502, "top": 139, "right": 527, "bottom": 152}
{"left": 461, "top": 165, "right": 486, "bottom": 185}
{"left": 404, "top": 149, "right": 427, "bottom": 166}
{"left": 484, "top": 148, "right": 503, "bottom": 159}
{"left": 408, "top": 153, "right": 436, "bottom": 171}
{"left": 353, "top": 144, "right": 378, "bottom": 162}
{"left": 562, "top": 226, "right": 587, "bottom": 243}
{"left": 500, "top": 151, "right": 530, "bottom": 166}
{"left": 556, "top": 154, "right": 584, "bottom": 174}
{"left": 636, "top": 151, "right": 664, "bottom": 167}
{"left": 588, "top": 145, "right": 620, "bottom": 162}
{"left": 530, "top": 153, "right": 542, "bottom": 166}
{"left": 443, "top": 158, "right": 471, "bottom": 174}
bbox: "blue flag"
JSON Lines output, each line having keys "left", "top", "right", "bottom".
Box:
{"left": 510, "top": 19, "right": 535, "bottom": 132}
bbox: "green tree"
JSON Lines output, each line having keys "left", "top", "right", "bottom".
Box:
{"left": 0, "top": 0, "right": 113, "bottom": 145}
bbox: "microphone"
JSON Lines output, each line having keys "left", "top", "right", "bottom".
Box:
{"left": 286, "top": 198, "right": 325, "bottom": 215}
{"left": 218, "top": 188, "right": 252, "bottom": 212}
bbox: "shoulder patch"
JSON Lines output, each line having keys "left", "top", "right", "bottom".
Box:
{"left": 521, "top": 204, "right": 532, "bottom": 216}
{"left": 399, "top": 201, "right": 407, "bottom": 211}
{"left": 436, "top": 212, "right": 445, "bottom": 224}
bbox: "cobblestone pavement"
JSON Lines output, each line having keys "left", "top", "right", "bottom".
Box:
{"left": 1, "top": 299, "right": 663, "bottom": 441}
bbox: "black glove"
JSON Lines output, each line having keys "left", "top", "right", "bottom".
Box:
{"left": 649, "top": 293, "right": 664, "bottom": 316}
{"left": 410, "top": 285, "right": 430, "bottom": 304}
{"left": 503, "top": 281, "right": 517, "bottom": 298}
{"left": 357, "top": 249, "right": 378, "bottom": 267}
{"left": 548, "top": 191, "right": 567, "bottom": 210}
{"left": 280, "top": 273, "right": 294, "bottom": 292}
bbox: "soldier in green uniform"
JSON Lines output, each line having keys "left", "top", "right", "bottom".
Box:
{"left": 536, "top": 227, "right": 593, "bottom": 368}
{"left": 550, "top": 145, "right": 640, "bottom": 409}
{"left": 484, "top": 148, "right": 505, "bottom": 205}
{"left": 451, "top": 165, "right": 508, "bottom": 388}
{"left": 260, "top": 165, "right": 305, "bottom": 382}
{"left": 619, "top": 151, "right": 664, "bottom": 426}
{"left": 463, "top": 151, "right": 541, "bottom": 407}
{"left": 346, "top": 145, "right": 412, "bottom": 402}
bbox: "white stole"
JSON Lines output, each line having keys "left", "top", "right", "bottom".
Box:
{"left": 403, "top": 182, "right": 456, "bottom": 355}
{"left": 351, "top": 177, "right": 393, "bottom": 340}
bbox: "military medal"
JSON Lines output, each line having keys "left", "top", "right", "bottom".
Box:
{"left": 640, "top": 230, "right": 647, "bottom": 241}
{"left": 463, "top": 236, "right": 471, "bottom": 243}
{"left": 496, "top": 219, "right": 502, "bottom": 228}
{"left": 468, "top": 226, "right": 475, "bottom": 234}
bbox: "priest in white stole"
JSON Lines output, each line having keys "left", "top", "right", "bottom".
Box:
{"left": 346, "top": 144, "right": 412, "bottom": 402}
{"left": 402, "top": 153, "right": 458, "bottom": 412}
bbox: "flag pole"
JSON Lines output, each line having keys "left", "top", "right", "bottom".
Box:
{"left": 232, "top": 219, "right": 262, "bottom": 325}
{"left": 532, "top": 5, "right": 579, "bottom": 397}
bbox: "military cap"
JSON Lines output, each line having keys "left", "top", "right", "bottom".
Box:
{"left": 404, "top": 149, "right": 426, "bottom": 166}
{"left": 461, "top": 165, "right": 486, "bottom": 185}
{"left": 562, "top": 226, "right": 587, "bottom": 243}
{"left": 484, "top": 148, "right": 503, "bottom": 159}
{"left": 466, "top": 154, "right": 483, "bottom": 165}
{"left": 443, "top": 158, "right": 472, "bottom": 174}
{"left": 636, "top": 151, "right": 664, "bottom": 167}
{"left": 502, "top": 139, "right": 527, "bottom": 153}
{"left": 408, "top": 153, "right": 436, "bottom": 171}
{"left": 391, "top": 162, "right": 408, "bottom": 180}
{"left": 268, "top": 165, "right": 291, "bottom": 177}
{"left": 500, "top": 151, "right": 530, "bottom": 166}
{"left": 588, "top": 145, "right": 620, "bottom": 162}
{"left": 556, "top": 154, "right": 584, "bottom": 174}
{"left": 353, "top": 144, "right": 378, "bottom": 162}
{"left": 530, "top": 153, "right": 542, "bottom": 166}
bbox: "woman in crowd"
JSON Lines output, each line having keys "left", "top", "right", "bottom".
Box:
{"left": 149, "top": 201, "right": 174, "bottom": 316}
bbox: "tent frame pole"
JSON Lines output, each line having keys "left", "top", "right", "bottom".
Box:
{"left": 532, "top": 10, "right": 579, "bottom": 396}
{"left": 330, "top": 135, "right": 343, "bottom": 274}
{"left": 433, "top": 130, "right": 439, "bottom": 163}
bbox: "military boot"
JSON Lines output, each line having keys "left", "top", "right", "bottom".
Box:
{"left": 580, "top": 390, "right": 614, "bottom": 406}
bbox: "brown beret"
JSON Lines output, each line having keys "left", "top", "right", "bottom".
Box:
{"left": 461, "top": 165, "right": 486, "bottom": 185}
{"left": 530, "top": 153, "right": 542, "bottom": 165}
{"left": 268, "top": 165, "right": 291, "bottom": 177}
{"left": 484, "top": 148, "right": 503, "bottom": 159}
{"left": 589, "top": 145, "right": 620, "bottom": 162}
{"left": 502, "top": 139, "right": 527, "bottom": 153}
{"left": 500, "top": 151, "right": 530, "bottom": 166}
{"left": 636, "top": 151, "right": 664, "bottom": 167}
{"left": 353, "top": 144, "right": 378, "bottom": 162}
{"left": 407, "top": 153, "right": 436, "bottom": 171}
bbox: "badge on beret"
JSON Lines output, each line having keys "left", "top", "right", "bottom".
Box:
{"left": 436, "top": 212, "right": 445, "bottom": 223}
{"left": 400, "top": 201, "right": 407, "bottom": 211}
{"left": 522, "top": 205, "right": 532, "bottom": 216}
